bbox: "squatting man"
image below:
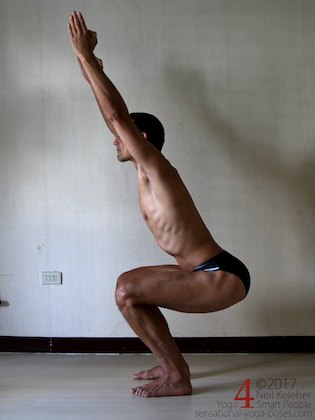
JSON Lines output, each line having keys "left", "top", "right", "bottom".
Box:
{"left": 68, "top": 11, "right": 250, "bottom": 398}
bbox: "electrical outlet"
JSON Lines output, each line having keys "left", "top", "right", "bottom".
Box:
{"left": 40, "top": 272, "right": 62, "bottom": 285}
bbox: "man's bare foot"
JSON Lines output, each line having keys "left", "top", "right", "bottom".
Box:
{"left": 133, "top": 364, "right": 190, "bottom": 380}
{"left": 133, "top": 365, "right": 163, "bottom": 380}
{"left": 131, "top": 372, "right": 192, "bottom": 398}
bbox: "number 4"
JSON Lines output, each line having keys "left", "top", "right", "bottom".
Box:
{"left": 234, "top": 379, "right": 255, "bottom": 408}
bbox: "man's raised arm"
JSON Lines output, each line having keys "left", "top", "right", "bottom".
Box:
{"left": 68, "top": 11, "right": 129, "bottom": 135}
{"left": 68, "top": 10, "right": 165, "bottom": 168}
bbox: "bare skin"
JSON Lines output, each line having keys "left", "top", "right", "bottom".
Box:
{"left": 68, "top": 11, "right": 247, "bottom": 397}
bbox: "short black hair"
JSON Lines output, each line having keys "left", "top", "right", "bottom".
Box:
{"left": 130, "top": 112, "right": 165, "bottom": 151}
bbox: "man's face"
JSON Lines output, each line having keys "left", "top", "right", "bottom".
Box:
{"left": 113, "top": 136, "right": 132, "bottom": 162}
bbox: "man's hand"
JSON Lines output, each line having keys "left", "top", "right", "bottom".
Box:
{"left": 68, "top": 11, "right": 97, "bottom": 60}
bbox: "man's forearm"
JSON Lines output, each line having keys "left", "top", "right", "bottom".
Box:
{"left": 79, "top": 53, "right": 129, "bottom": 128}
{"left": 77, "top": 56, "right": 117, "bottom": 134}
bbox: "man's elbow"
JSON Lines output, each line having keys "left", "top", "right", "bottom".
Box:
{"left": 109, "top": 109, "right": 120, "bottom": 123}
{"left": 109, "top": 108, "right": 129, "bottom": 125}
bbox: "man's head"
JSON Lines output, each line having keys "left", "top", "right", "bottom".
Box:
{"left": 130, "top": 112, "right": 165, "bottom": 152}
{"left": 114, "top": 112, "right": 165, "bottom": 163}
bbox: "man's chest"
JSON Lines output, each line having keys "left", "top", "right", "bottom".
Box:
{"left": 136, "top": 164, "right": 187, "bottom": 224}
{"left": 137, "top": 166, "right": 172, "bottom": 227}
{"left": 137, "top": 171, "right": 156, "bottom": 221}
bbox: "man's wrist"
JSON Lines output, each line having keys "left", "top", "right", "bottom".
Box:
{"left": 77, "top": 51, "right": 96, "bottom": 64}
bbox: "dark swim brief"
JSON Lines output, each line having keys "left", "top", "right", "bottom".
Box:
{"left": 192, "top": 250, "right": 250, "bottom": 295}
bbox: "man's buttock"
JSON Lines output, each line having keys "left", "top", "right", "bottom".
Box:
{"left": 192, "top": 250, "right": 250, "bottom": 295}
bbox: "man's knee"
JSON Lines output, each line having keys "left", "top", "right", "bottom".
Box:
{"left": 115, "top": 270, "right": 137, "bottom": 309}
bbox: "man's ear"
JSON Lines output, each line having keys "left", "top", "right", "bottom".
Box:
{"left": 142, "top": 132, "right": 148, "bottom": 140}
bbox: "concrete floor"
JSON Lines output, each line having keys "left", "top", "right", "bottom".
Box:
{"left": 0, "top": 353, "right": 314, "bottom": 419}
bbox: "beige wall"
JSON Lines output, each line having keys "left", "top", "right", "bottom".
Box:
{"left": 0, "top": 0, "right": 314, "bottom": 337}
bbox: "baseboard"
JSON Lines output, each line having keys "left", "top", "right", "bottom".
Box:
{"left": 0, "top": 336, "right": 314, "bottom": 353}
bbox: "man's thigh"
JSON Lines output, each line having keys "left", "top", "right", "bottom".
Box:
{"left": 120, "top": 265, "right": 246, "bottom": 313}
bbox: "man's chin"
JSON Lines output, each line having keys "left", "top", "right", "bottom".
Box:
{"left": 117, "top": 154, "right": 130, "bottom": 163}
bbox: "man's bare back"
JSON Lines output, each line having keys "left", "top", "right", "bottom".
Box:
{"left": 68, "top": 11, "right": 250, "bottom": 398}
{"left": 137, "top": 161, "right": 222, "bottom": 270}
